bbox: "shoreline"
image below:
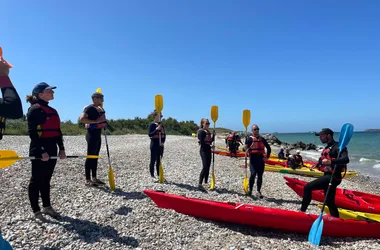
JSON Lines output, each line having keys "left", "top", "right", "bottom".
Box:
{"left": 1, "top": 135, "right": 379, "bottom": 249}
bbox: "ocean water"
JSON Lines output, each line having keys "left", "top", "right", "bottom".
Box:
{"left": 273, "top": 132, "right": 380, "bottom": 180}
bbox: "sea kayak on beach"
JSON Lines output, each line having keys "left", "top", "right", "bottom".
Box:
{"left": 144, "top": 189, "right": 380, "bottom": 238}
{"left": 264, "top": 165, "right": 359, "bottom": 178}
{"left": 284, "top": 176, "right": 380, "bottom": 214}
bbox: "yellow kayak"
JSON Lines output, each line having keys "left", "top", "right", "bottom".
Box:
{"left": 216, "top": 146, "right": 278, "bottom": 158}
{"left": 318, "top": 204, "right": 380, "bottom": 222}
{"left": 264, "top": 164, "right": 359, "bottom": 178}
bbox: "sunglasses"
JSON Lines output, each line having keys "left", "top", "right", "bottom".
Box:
{"left": 205, "top": 122, "right": 210, "bottom": 125}
{"left": 252, "top": 128, "right": 259, "bottom": 131}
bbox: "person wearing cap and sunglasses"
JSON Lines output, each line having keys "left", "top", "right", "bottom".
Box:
{"left": 26, "top": 82, "right": 66, "bottom": 222}
{"left": 79, "top": 92, "right": 108, "bottom": 186}
{"left": 243, "top": 124, "right": 271, "bottom": 198}
{"left": 299, "top": 128, "right": 349, "bottom": 218}
{"left": 0, "top": 49, "right": 23, "bottom": 141}
{"left": 148, "top": 110, "right": 166, "bottom": 180}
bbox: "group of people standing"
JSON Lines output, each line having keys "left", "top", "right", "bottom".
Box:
{"left": 0, "top": 55, "right": 109, "bottom": 222}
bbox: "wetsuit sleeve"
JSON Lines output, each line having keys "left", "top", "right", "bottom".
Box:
{"left": 27, "top": 106, "right": 47, "bottom": 155}
{"left": 0, "top": 76, "right": 23, "bottom": 119}
{"left": 161, "top": 125, "right": 166, "bottom": 144}
{"left": 148, "top": 123, "right": 158, "bottom": 137}
{"left": 262, "top": 137, "right": 272, "bottom": 157}
{"left": 243, "top": 136, "right": 252, "bottom": 151}
{"left": 331, "top": 147, "right": 349, "bottom": 165}
{"left": 198, "top": 130, "right": 206, "bottom": 147}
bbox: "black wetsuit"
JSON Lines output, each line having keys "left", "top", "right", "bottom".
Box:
{"left": 83, "top": 104, "right": 104, "bottom": 180}
{"left": 148, "top": 122, "right": 166, "bottom": 177}
{"left": 0, "top": 76, "right": 23, "bottom": 140}
{"left": 27, "top": 100, "right": 64, "bottom": 213}
{"left": 245, "top": 135, "right": 271, "bottom": 194}
{"left": 301, "top": 140, "right": 349, "bottom": 218}
{"left": 198, "top": 128, "right": 215, "bottom": 185}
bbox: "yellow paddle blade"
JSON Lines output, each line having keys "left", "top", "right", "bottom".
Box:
{"left": 210, "top": 105, "right": 218, "bottom": 124}
{"left": 155, "top": 94, "right": 164, "bottom": 113}
{"left": 108, "top": 165, "right": 116, "bottom": 191}
{"left": 159, "top": 162, "right": 165, "bottom": 183}
{"left": 96, "top": 88, "right": 103, "bottom": 108}
{"left": 242, "top": 109, "right": 251, "bottom": 129}
{"left": 210, "top": 167, "right": 215, "bottom": 190}
{"left": 243, "top": 177, "right": 249, "bottom": 194}
{"left": 0, "top": 150, "right": 19, "bottom": 169}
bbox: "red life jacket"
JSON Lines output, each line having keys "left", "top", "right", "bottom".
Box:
{"left": 150, "top": 123, "right": 166, "bottom": 139}
{"left": 34, "top": 103, "right": 61, "bottom": 138}
{"left": 248, "top": 136, "right": 265, "bottom": 155}
{"left": 227, "top": 134, "right": 234, "bottom": 141}
{"left": 84, "top": 105, "right": 107, "bottom": 129}
{"left": 319, "top": 144, "right": 347, "bottom": 173}
{"left": 203, "top": 129, "right": 213, "bottom": 145}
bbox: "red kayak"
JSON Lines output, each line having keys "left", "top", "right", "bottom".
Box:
{"left": 284, "top": 176, "right": 380, "bottom": 214}
{"left": 144, "top": 189, "right": 380, "bottom": 238}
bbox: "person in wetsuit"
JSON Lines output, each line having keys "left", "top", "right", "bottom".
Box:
{"left": 148, "top": 110, "right": 166, "bottom": 179}
{"left": 294, "top": 150, "right": 304, "bottom": 166}
{"left": 300, "top": 128, "right": 349, "bottom": 218}
{"left": 26, "top": 82, "right": 66, "bottom": 222}
{"left": 197, "top": 118, "right": 215, "bottom": 189}
{"left": 79, "top": 92, "right": 107, "bottom": 186}
{"left": 243, "top": 124, "right": 271, "bottom": 198}
{"left": 278, "top": 148, "right": 285, "bottom": 159}
{"left": 287, "top": 155, "right": 299, "bottom": 170}
{"left": 0, "top": 49, "right": 23, "bottom": 140}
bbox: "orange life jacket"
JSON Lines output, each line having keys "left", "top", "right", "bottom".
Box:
{"left": 248, "top": 136, "right": 265, "bottom": 155}
{"left": 150, "top": 123, "right": 166, "bottom": 139}
{"left": 319, "top": 144, "right": 347, "bottom": 173}
{"left": 84, "top": 105, "right": 107, "bottom": 129}
{"left": 34, "top": 103, "right": 61, "bottom": 138}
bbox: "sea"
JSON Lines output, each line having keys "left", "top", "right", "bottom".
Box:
{"left": 273, "top": 132, "right": 380, "bottom": 180}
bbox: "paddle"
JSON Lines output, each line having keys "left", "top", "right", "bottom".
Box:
{"left": 210, "top": 105, "right": 218, "bottom": 190}
{"left": 0, "top": 150, "right": 100, "bottom": 169}
{"left": 96, "top": 88, "right": 116, "bottom": 191}
{"left": 242, "top": 110, "right": 250, "bottom": 194}
{"left": 0, "top": 232, "right": 13, "bottom": 250}
{"left": 155, "top": 94, "right": 165, "bottom": 183}
{"left": 308, "top": 123, "right": 354, "bottom": 246}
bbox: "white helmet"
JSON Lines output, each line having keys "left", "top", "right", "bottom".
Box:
{"left": 296, "top": 150, "right": 300, "bottom": 154}
{"left": 288, "top": 154, "right": 293, "bottom": 158}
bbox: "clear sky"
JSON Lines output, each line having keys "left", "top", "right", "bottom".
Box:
{"left": 2, "top": 0, "right": 379, "bottom": 133}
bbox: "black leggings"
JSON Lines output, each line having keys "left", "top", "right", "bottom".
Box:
{"left": 85, "top": 131, "right": 101, "bottom": 180}
{"left": 28, "top": 146, "right": 57, "bottom": 213}
{"left": 150, "top": 143, "right": 164, "bottom": 177}
{"left": 301, "top": 174, "right": 342, "bottom": 218}
{"left": 199, "top": 149, "right": 212, "bottom": 184}
{"left": 249, "top": 156, "right": 265, "bottom": 192}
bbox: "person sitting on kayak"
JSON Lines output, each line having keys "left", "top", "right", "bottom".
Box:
{"left": 243, "top": 124, "right": 271, "bottom": 198}
{"left": 198, "top": 118, "right": 215, "bottom": 189}
{"left": 278, "top": 148, "right": 285, "bottom": 159}
{"left": 287, "top": 155, "right": 299, "bottom": 170}
{"left": 300, "top": 128, "right": 349, "bottom": 218}
{"left": 285, "top": 149, "right": 290, "bottom": 158}
{"left": 294, "top": 150, "right": 304, "bottom": 167}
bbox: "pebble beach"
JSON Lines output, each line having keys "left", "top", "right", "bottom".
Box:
{"left": 1, "top": 134, "right": 380, "bottom": 250}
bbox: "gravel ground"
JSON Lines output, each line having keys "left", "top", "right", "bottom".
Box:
{"left": 0, "top": 134, "right": 379, "bottom": 250}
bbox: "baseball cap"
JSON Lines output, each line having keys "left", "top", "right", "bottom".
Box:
{"left": 32, "top": 82, "right": 56, "bottom": 95}
{"left": 315, "top": 128, "right": 334, "bottom": 136}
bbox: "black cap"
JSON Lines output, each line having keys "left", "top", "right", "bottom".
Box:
{"left": 315, "top": 128, "right": 334, "bottom": 136}
{"left": 32, "top": 82, "right": 56, "bottom": 95}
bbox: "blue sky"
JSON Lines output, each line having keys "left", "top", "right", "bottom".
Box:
{"left": 2, "top": 0, "right": 379, "bottom": 133}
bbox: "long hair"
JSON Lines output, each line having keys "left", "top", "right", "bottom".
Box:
{"left": 199, "top": 118, "right": 207, "bottom": 128}
{"left": 25, "top": 95, "right": 39, "bottom": 105}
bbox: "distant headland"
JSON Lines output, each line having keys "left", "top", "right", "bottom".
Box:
{"left": 364, "top": 129, "right": 380, "bottom": 132}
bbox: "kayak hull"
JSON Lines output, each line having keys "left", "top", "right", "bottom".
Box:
{"left": 284, "top": 177, "right": 380, "bottom": 214}
{"left": 144, "top": 189, "right": 380, "bottom": 238}
{"left": 318, "top": 204, "right": 380, "bottom": 222}
{"left": 265, "top": 165, "right": 359, "bottom": 178}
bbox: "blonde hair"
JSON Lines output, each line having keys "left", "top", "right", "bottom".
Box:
{"left": 199, "top": 118, "right": 207, "bottom": 128}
